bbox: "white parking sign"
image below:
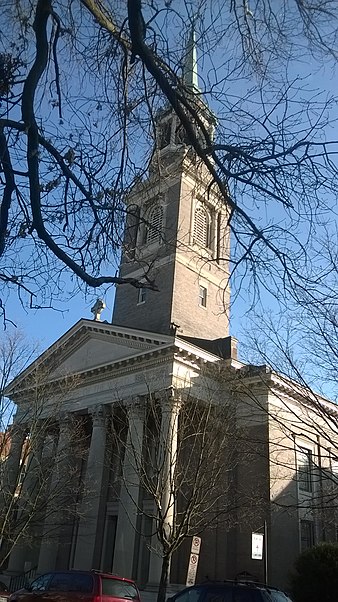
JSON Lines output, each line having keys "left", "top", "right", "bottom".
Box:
{"left": 191, "top": 536, "right": 201, "bottom": 555}
{"left": 251, "top": 532, "right": 264, "bottom": 560}
{"left": 186, "top": 554, "right": 199, "bottom": 586}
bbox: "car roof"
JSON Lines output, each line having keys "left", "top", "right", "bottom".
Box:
{"left": 38, "top": 570, "right": 137, "bottom": 585}
{"left": 91, "top": 571, "right": 137, "bottom": 585}
{"left": 184, "top": 581, "right": 285, "bottom": 592}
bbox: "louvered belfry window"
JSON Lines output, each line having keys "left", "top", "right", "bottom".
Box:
{"left": 145, "top": 205, "right": 163, "bottom": 244}
{"left": 194, "top": 204, "right": 210, "bottom": 248}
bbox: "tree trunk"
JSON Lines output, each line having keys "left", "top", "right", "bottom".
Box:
{"left": 157, "top": 554, "right": 171, "bottom": 602}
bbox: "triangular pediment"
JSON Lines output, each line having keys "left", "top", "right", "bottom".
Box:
{"left": 6, "top": 319, "right": 174, "bottom": 397}
{"left": 53, "top": 333, "right": 152, "bottom": 376}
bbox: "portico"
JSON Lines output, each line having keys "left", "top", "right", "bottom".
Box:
{"left": 3, "top": 320, "right": 224, "bottom": 586}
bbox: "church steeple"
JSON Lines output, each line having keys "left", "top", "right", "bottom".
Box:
{"left": 182, "top": 25, "right": 200, "bottom": 92}
{"left": 112, "top": 29, "right": 230, "bottom": 340}
{"left": 152, "top": 26, "right": 216, "bottom": 157}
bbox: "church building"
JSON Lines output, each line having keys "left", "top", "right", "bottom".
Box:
{"left": 1, "top": 33, "right": 338, "bottom": 594}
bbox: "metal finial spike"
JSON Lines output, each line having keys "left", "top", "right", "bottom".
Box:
{"left": 182, "top": 24, "right": 200, "bottom": 92}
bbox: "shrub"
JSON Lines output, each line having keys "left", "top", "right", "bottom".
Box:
{"left": 291, "top": 543, "right": 338, "bottom": 602}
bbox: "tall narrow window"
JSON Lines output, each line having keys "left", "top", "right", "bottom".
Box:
{"left": 124, "top": 204, "right": 140, "bottom": 258}
{"left": 331, "top": 457, "right": 338, "bottom": 483}
{"left": 297, "top": 448, "right": 313, "bottom": 493}
{"left": 194, "top": 204, "right": 211, "bottom": 248}
{"left": 300, "top": 520, "right": 314, "bottom": 552}
{"left": 145, "top": 205, "right": 163, "bottom": 245}
{"left": 199, "top": 285, "right": 207, "bottom": 308}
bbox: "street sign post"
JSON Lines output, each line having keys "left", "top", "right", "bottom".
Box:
{"left": 186, "top": 536, "right": 202, "bottom": 586}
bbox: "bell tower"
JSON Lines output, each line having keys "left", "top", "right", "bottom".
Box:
{"left": 112, "top": 30, "right": 231, "bottom": 340}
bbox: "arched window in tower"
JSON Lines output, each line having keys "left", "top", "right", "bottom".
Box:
{"left": 145, "top": 204, "right": 164, "bottom": 245}
{"left": 193, "top": 204, "right": 211, "bottom": 248}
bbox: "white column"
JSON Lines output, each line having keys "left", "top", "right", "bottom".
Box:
{"left": 37, "top": 414, "right": 74, "bottom": 574}
{"left": 7, "top": 428, "right": 45, "bottom": 573}
{"left": 1, "top": 421, "right": 26, "bottom": 503}
{"left": 73, "top": 405, "right": 108, "bottom": 569}
{"left": 159, "top": 398, "right": 180, "bottom": 533}
{"left": 113, "top": 398, "right": 145, "bottom": 578}
{"left": 0, "top": 419, "right": 27, "bottom": 571}
{"left": 148, "top": 395, "right": 181, "bottom": 586}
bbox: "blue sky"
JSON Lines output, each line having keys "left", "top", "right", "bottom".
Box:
{"left": 6, "top": 286, "right": 117, "bottom": 352}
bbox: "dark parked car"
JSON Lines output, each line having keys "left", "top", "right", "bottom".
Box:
{"left": 167, "top": 582, "right": 293, "bottom": 602}
{"left": 9, "top": 570, "right": 140, "bottom": 602}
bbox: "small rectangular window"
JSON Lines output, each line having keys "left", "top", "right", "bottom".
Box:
{"left": 137, "top": 288, "right": 146, "bottom": 304}
{"left": 199, "top": 286, "right": 207, "bottom": 308}
{"left": 331, "top": 458, "right": 338, "bottom": 482}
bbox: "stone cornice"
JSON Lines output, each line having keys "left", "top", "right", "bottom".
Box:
{"left": 127, "top": 156, "right": 225, "bottom": 207}
{"left": 8, "top": 334, "right": 222, "bottom": 401}
{"left": 64, "top": 341, "right": 215, "bottom": 387}
{"left": 234, "top": 365, "right": 338, "bottom": 417}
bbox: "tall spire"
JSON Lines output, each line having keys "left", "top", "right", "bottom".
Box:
{"left": 182, "top": 25, "right": 200, "bottom": 92}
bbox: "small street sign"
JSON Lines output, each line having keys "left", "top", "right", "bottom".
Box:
{"left": 186, "top": 553, "right": 199, "bottom": 586}
{"left": 251, "top": 532, "right": 264, "bottom": 560}
{"left": 191, "top": 536, "right": 202, "bottom": 555}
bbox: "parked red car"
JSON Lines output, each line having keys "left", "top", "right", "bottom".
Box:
{"left": 9, "top": 570, "right": 140, "bottom": 602}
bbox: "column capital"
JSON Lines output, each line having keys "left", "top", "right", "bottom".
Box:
{"left": 90, "top": 404, "right": 109, "bottom": 427}
{"left": 56, "top": 412, "right": 77, "bottom": 455}
{"left": 41, "top": 431, "right": 57, "bottom": 460}
{"left": 58, "top": 410, "right": 75, "bottom": 425}
{"left": 125, "top": 396, "right": 146, "bottom": 421}
{"left": 159, "top": 388, "right": 182, "bottom": 414}
{"left": 10, "top": 413, "right": 29, "bottom": 435}
{"left": 13, "top": 406, "right": 29, "bottom": 425}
